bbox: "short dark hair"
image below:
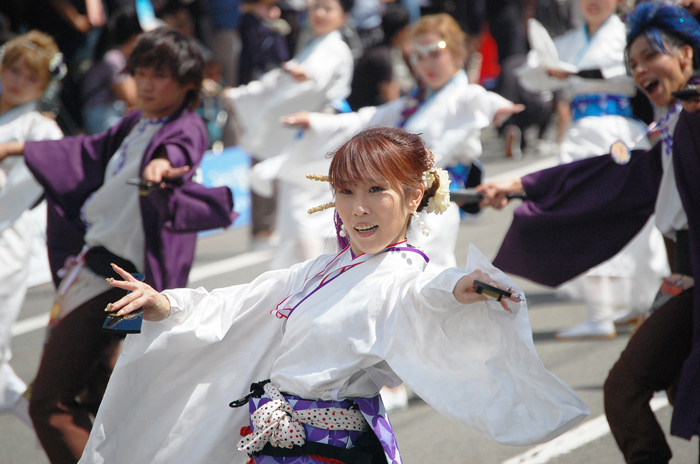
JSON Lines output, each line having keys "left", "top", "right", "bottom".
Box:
{"left": 382, "top": 3, "right": 410, "bottom": 43}
{"left": 339, "top": 0, "right": 354, "bottom": 13}
{"left": 124, "top": 27, "right": 204, "bottom": 108}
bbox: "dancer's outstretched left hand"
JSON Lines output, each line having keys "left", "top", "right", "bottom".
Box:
{"left": 105, "top": 264, "right": 171, "bottom": 321}
{"left": 453, "top": 270, "right": 521, "bottom": 312}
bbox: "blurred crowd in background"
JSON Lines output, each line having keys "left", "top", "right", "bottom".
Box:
{"left": 0, "top": 0, "right": 586, "bottom": 146}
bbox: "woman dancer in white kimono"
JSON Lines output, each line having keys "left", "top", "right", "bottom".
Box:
{"left": 513, "top": 0, "right": 668, "bottom": 339}
{"left": 282, "top": 14, "right": 521, "bottom": 273}
{"left": 0, "top": 31, "right": 64, "bottom": 426}
{"left": 224, "top": 0, "right": 355, "bottom": 244}
{"left": 82, "top": 126, "right": 589, "bottom": 464}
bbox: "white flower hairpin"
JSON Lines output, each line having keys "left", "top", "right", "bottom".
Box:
{"left": 422, "top": 168, "right": 451, "bottom": 214}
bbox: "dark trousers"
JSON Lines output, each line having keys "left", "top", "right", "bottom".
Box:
{"left": 250, "top": 157, "right": 277, "bottom": 238}
{"left": 604, "top": 289, "right": 694, "bottom": 464}
{"left": 29, "top": 288, "right": 125, "bottom": 464}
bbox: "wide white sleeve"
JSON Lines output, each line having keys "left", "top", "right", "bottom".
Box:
{"left": 300, "top": 37, "right": 354, "bottom": 103}
{"left": 382, "top": 244, "right": 590, "bottom": 446}
{"left": 272, "top": 105, "right": 386, "bottom": 187}
{"left": 515, "top": 51, "right": 569, "bottom": 94}
{"left": 432, "top": 88, "right": 513, "bottom": 165}
{"left": 515, "top": 19, "right": 577, "bottom": 94}
{"left": 0, "top": 114, "right": 63, "bottom": 232}
{"left": 225, "top": 39, "right": 353, "bottom": 137}
{"left": 80, "top": 260, "right": 328, "bottom": 464}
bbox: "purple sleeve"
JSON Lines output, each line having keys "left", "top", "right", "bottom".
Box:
{"left": 493, "top": 145, "right": 663, "bottom": 287}
{"left": 167, "top": 182, "right": 237, "bottom": 233}
{"left": 24, "top": 112, "right": 139, "bottom": 219}
{"left": 146, "top": 110, "right": 208, "bottom": 170}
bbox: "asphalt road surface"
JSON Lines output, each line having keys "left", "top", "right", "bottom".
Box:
{"left": 1, "top": 129, "right": 697, "bottom": 464}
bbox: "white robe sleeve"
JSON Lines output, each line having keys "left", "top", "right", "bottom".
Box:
{"left": 272, "top": 99, "right": 405, "bottom": 187}
{"left": 0, "top": 113, "right": 62, "bottom": 232}
{"left": 224, "top": 34, "right": 354, "bottom": 160}
{"left": 382, "top": 244, "right": 590, "bottom": 446}
{"left": 79, "top": 261, "right": 326, "bottom": 464}
{"left": 431, "top": 87, "right": 512, "bottom": 166}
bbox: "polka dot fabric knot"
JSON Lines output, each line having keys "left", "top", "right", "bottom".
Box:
{"left": 237, "top": 383, "right": 369, "bottom": 456}
{"left": 238, "top": 383, "right": 306, "bottom": 453}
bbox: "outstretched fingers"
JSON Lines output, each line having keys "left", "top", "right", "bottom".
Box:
{"left": 164, "top": 165, "right": 190, "bottom": 179}
{"left": 105, "top": 264, "right": 147, "bottom": 316}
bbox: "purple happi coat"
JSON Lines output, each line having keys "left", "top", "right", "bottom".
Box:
{"left": 669, "top": 109, "right": 700, "bottom": 438}
{"left": 24, "top": 108, "right": 236, "bottom": 291}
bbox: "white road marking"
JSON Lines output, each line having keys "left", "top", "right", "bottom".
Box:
{"left": 484, "top": 156, "right": 559, "bottom": 184}
{"left": 11, "top": 313, "right": 50, "bottom": 337}
{"left": 503, "top": 395, "right": 670, "bottom": 464}
{"left": 187, "top": 248, "right": 274, "bottom": 284}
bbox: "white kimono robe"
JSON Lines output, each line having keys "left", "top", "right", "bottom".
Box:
{"left": 517, "top": 16, "right": 668, "bottom": 312}
{"left": 225, "top": 29, "right": 354, "bottom": 160}
{"left": 79, "top": 244, "right": 589, "bottom": 464}
{"left": 0, "top": 101, "right": 62, "bottom": 410}
{"left": 270, "top": 71, "right": 512, "bottom": 270}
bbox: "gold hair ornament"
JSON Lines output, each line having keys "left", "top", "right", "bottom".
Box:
{"left": 306, "top": 174, "right": 331, "bottom": 182}
{"left": 307, "top": 202, "right": 335, "bottom": 215}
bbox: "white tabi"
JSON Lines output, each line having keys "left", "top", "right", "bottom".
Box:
{"left": 79, "top": 243, "right": 589, "bottom": 464}
{"left": 274, "top": 71, "right": 512, "bottom": 271}
{"left": 0, "top": 100, "right": 62, "bottom": 413}
{"left": 225, "top": 30, "right": 354, "bottom": 161}
{"left": 517, "top": 17, "right": 668, "bottom": 317}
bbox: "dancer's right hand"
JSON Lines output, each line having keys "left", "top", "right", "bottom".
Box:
{"left": 105, "top": 264, "right": 171, "bottom": 321}
{"left": 282, "top": 111, "right": 311, "bottom": 129}
{"left": 475, "top": 178, "right": 524, "bottom": 210}
{"left": 282, "top": 63, "right": 311, "bottom": 82}
{"left": 0, "top": 142, "right": 25, "bottom": 162}
{"left": 546, "top": 68, "right": 572, "bottom": 80}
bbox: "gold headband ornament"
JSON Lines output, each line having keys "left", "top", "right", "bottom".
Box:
{"left": 306, "top": 174, "right": 334, "bottom": 214}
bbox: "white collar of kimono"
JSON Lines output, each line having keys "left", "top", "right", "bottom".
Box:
{"left": 293, "top": 30, "right": 342, "bottom": 64}
{"left": 584, "top": 13, "right": 615, "bottom": 41}
{"left": 402, "top": 70, "right": 465, "bottom": 127}
{"left": 0, "top": 99, "right": 37, "bottom": 126}
{"left": 272, "top": 239, "right": 428, "bottom": 319}
{"left": 139, "top": 115, "right": 169, "bottom": 125}
{"left": 657, "top": 101, "right": 682, "bottom": 159}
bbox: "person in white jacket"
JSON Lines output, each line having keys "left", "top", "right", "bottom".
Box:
{"left": 0, "top": 31, "right": 64, "bottom": 427}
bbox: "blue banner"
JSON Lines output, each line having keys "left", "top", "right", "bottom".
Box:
{"left": 198, "top": 146, "right": 251, "bottom": 230}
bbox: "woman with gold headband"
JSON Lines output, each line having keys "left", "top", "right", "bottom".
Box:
{"left": 81, "top": 126, "right": 588, "bottom": 464}
{"left": 277, "top": 13, "right": 523, "bottom": 273}
{"left": 0, "top": 31, "right": 64, "bottom": 426}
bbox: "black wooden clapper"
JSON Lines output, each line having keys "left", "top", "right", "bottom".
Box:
{"left": 102, "top": 273, "right": 145, "bottom": 334}
{"left": 451, "top": 188, "right": 527, "bottom": 210}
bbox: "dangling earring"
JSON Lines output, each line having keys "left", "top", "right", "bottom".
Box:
{"left": 339, "top": 223, "right": 347, "bottom": 237}
{"left": 412, "top": 211, "right": 429, "bottom": 236}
